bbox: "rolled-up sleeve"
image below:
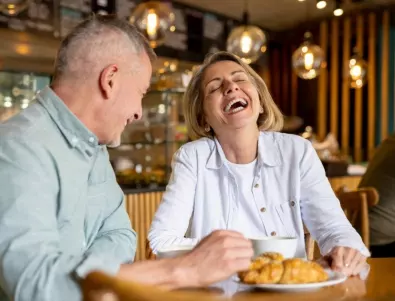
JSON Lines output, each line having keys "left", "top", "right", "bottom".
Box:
{"left": 299, "top": 140, "right": 370, "bottom": 257}
{"left": 148, "top": 146, "right": 199, "bottom": 253}
{"left": 0, "top": 139, "right": 134, "bottom": 301}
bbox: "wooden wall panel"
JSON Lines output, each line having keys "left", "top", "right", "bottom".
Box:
{"left": 354, "top": 15, "right": 364, "bottom": 162}
{"left": 368, "top": 13, "right": 376, "bottom": 160}
{"left": 125, "top": 192, "right": 163, "bottom": 261}
{"left": 330, "top": 19, "right": 340, "bottom": 138}
{"left": 291, "top": 45, "right": 298, "bottom": 116}
{"left": 381, "top": 10, "right": 390, "bottom": 141}
{"left": 318, "top": 21, "right": 329, "bottom": 140}
{"left": 341, "top": 17, "right": 351, "bottom": 156}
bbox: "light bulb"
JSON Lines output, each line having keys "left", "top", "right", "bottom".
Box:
{"left": 304, "top": 53, "right": 314, "bottom": 70}
{"left": 146, "top": 9, "right": 158, "bottom": 39}
{"left": 240, "top": 33, "right": 252, "bottom": 54}
{"left": 334, "top": 8, "right": 343, "bottom": 16}
{"left": 350, "top": 65, "right": 362, "bottom": 79}
{"left": 316, "top": 0, "right": 327, "bottom": 9}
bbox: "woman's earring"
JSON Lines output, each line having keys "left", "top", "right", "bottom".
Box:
{"left": 204, "top": 125, "right": 211, "bottom": 132}
{"left": 259, "top": 106, "right": 264, "bottom": 113}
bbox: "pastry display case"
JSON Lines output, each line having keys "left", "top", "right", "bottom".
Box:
{"left": 109, "top": 58, "right": 196, "bottom": 190}
{"left": 109, "top": 88, "right": 189, "bottom": 190}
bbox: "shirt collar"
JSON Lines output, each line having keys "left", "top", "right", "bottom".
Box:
{"left": 36, "top": 86, "right": 99, "bottom": 148}
{"left": 206, "top": 132, "right": 283, "bottom": 169}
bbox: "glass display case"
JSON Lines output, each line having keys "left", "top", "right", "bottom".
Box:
{"left": 109, "top": 88, "right": 189, "bottom": 190}
{"left": 0, "top": 71, "right": 51, "bottom": 122}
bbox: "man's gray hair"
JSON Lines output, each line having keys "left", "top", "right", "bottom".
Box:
{"left": 53, "top": 14, "right": 156, "bottom": 81}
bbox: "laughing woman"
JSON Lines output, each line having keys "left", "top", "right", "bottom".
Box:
{"left": 148, "top": 51, "right": 369, "bottom": 276}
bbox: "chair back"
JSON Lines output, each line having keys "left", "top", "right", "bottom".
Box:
{"left": 336, "top": 187, "right": 379, "bottom": 249}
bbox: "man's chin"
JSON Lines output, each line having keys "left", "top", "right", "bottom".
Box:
{"left": 107, "top": 139, "right": 121, "bottom": 148}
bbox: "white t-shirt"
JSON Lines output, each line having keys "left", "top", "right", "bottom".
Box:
{"left": 226, "top": 159, "right": 265, "bottom": 238}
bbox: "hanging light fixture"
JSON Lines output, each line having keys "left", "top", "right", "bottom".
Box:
{"left": 348, "top": 48, "right": 367, "bottom": 89}
{"left": 292, "top": 32, "right": 326, "bottom": 79}
{"left": 0, "top": 0, "right": 29, "bottom": 16}
{"left": 129, "top": 0, "right": 175, "bottom": 48}
{"left": 226, "top": 0, "right": 267, "bottom": 64}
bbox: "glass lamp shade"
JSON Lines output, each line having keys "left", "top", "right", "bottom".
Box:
{"left": 348, "top": 51, "right": 367, "bottom": 89}
{"left": 226, "top": 25, "right": 267, "bottom": 64}
{"left": 0, "top": 0, "right": 29, "bottom": 16}
{"left": 292, "top": 32, "right": 326, "bottom": 79}
{"left": 129, "top": 1, "right": 175, "bottom": 48}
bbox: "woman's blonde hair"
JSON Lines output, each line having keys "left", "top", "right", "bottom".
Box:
{"left": 183, "top": 51, "right": 284, "bottom": 140}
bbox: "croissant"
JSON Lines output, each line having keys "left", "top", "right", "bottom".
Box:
{"left": 239, "top": 252, "right": 329, "bottom": 285}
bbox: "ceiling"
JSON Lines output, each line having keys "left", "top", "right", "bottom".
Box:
{"left": 174, "top": 0, "right": 395, "bottom": 31}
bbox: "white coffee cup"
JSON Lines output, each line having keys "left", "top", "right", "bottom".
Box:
{"left": 156, "top": 245, "right": 194, "bottom": 259}
{"left": 250, "top": 236, "right": 298, "bottom": 259}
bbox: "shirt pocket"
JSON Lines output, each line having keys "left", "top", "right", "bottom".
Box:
{"left": 274, "top": 199, "right": 298, "bottom": 237}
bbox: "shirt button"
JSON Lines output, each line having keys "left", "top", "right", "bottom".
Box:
{"left": 260, "top": 207, "right": 266, "bottom": 212}
{"left": 271, "top": 231, "right": 277, "bottom": 236}
{"left": 88, "top": 137, "right": 95, "bottom": 143}
{"left": 254, "top": 183, "right": 259, "bottom": 188}
{"left": 291, "top": 200, "right": 296, "bottom": 207}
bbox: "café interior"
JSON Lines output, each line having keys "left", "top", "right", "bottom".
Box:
{"left": 1, "top": 0, "right": 395, "bottom": 300}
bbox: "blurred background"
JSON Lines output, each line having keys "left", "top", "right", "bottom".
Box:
{"left": 0, "top": 0, "right": 394, "bottom": 191}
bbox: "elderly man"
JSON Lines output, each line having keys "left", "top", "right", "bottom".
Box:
{"left": 0, "top": 16, "right": 252, "bottom": 301}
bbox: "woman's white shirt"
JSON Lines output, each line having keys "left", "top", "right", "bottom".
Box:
{"left": 148, "top": 132, "right": 370, "bottom": 258}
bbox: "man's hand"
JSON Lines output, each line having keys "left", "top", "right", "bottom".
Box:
{"left": 117, "top": 230, "right": 253, "bottom": 290}
{"left": 177, "top": 230, "right": 253, "bottom": 287}
{"left": 318, "top": 246, "right": 367, "bottom": 277}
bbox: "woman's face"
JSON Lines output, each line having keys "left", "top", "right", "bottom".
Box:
{"left": 201, "top": 60, "right": 261, "bottom": 135}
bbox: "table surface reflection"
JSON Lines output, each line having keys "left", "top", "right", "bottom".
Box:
{"left": 188, "top": 258, "right": 395, "bottom": 301}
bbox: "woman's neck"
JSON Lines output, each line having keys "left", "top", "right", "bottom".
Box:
{"left": 216, "top": 126, "right": 260, "bottom": 164}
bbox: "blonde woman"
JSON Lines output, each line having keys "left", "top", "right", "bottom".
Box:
{"left": 149, "top": 51, "right": 369, "bottom": 277}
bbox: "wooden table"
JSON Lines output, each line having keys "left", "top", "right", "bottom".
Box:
{"left": 83, "top": 258, "right": 395, "bottom": 301}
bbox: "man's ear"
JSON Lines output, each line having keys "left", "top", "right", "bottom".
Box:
{"left": 99, "top": 64, "right": 119, "bottom": 99}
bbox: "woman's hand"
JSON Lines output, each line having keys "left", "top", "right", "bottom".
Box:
{"left": 318, "top": 246, "right": 367, "bottom": 277}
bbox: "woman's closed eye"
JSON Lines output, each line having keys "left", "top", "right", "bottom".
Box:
{"left": 233, "top": 74, "right": 248, "bottom": 82}
{"left": 208, "top": 85, "right": 221, "bottom": 93}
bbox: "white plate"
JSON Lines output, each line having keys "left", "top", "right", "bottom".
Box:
{"left": 235, "top": 269, "right": 347, "bottom": 292}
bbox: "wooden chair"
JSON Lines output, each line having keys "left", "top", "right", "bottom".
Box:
{"left": 336, "top": 187, "right": 379, "bottom": 249}
{"left": 304, "top": 225, "right": 316, "bottom": 261}
{"left": 145, "top": 239, "right": 156, "bottom": 260}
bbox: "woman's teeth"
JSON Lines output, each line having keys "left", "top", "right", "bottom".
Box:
{"left": 229, "top": 106, "right": 245, "bottom": 113}
{"left": 224, "top": 98, "right": 248, "bottom": 113}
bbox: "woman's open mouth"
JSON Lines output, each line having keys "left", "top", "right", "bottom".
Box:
{"left": 223, "top": 98, "right": 248, "bottom": 114}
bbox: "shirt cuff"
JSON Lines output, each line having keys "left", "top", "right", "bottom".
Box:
{"left": 74, "top": 254, "right": 121, "bottom": 279}
{"left": 321, "top": 238, "right": 371, "bottom": 258}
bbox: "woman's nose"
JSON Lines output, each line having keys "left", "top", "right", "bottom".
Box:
{"left": 224, "top": 81, "right": 239, "bottom": 95}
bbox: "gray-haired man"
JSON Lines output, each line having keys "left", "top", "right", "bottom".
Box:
{"left": 0, "top": 15, "right": 252, "bottom": 301}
